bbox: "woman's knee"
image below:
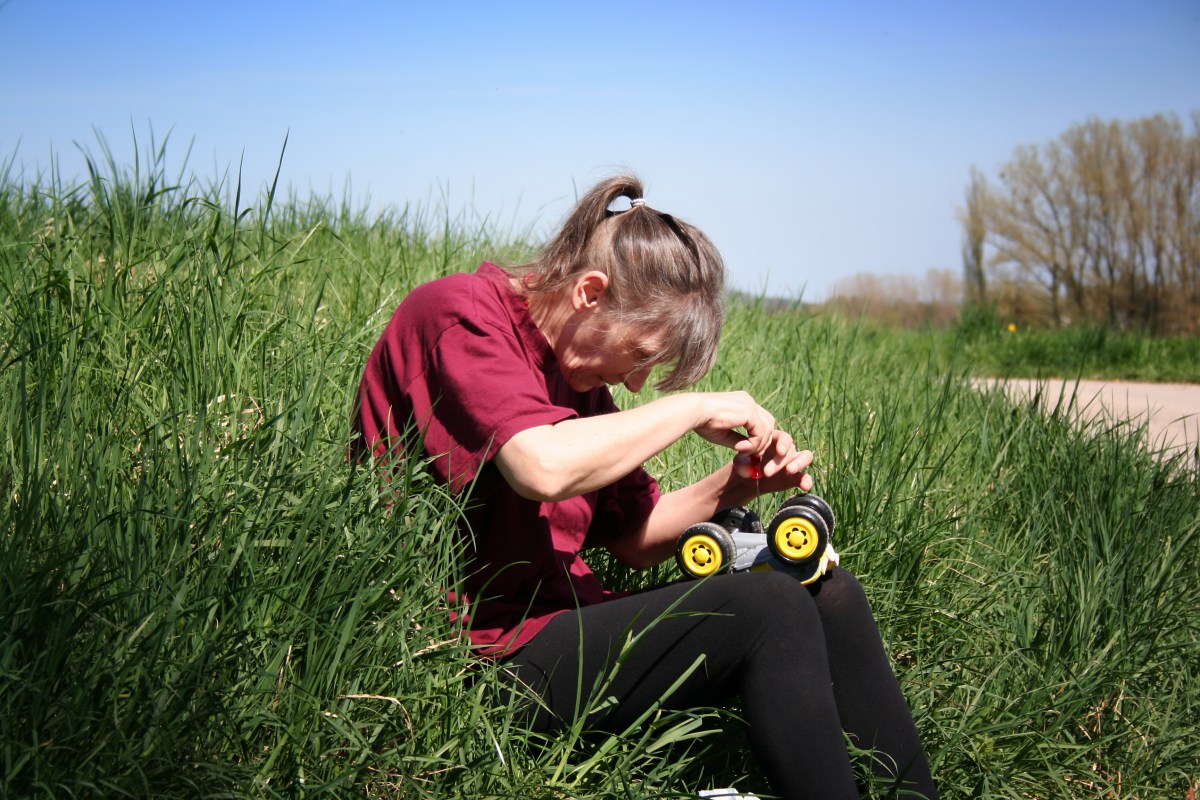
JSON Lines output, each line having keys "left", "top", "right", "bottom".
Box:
{"left": 809, "top": 567, "right": 877, "bottom": 622}
{"left": 710, "top": 570, "right": 876, "bottom": 632}
{"left": 746, "top": 569, "right": 811, "bottom": 601}
{"left": 712, "top": 571, "right": 823, "bottom": 633}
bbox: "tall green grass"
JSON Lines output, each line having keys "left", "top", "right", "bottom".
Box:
{"left": 2, "top": 140, "right": 1197, "bottom": 798}
{"left": 953, "top": 304, "right": 1200, "bottom": 383}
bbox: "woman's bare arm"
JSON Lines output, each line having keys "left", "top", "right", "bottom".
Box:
{"left": 493, "top": 391, "right": 780, "bottom": 503}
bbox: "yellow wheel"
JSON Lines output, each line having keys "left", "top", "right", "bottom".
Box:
{"left": 767, "top": 506, "right": 829, "bottom": 565}
{"left": 676, "top": 522, "right": 735, "bottom": 579}
{"left": 681, "top": 534, "right": 723, "bottom": 576}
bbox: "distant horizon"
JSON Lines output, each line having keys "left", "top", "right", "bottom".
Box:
{"left": 3, "top": 0, "right": 1197, "bottom": 301}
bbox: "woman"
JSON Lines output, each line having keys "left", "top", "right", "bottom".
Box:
{"left": 351, "top": 176, "right": 938, "bottom": 799}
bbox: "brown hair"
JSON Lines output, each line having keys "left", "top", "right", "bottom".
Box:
{"left": 509, "top": 175, "right": 726, "bottom": 391}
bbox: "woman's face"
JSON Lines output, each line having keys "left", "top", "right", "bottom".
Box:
{"left": 526, "top": 270, "right": 666, "bottom": 393}
{"left": 554, "top": 314, "right": 664, "bottom": 393}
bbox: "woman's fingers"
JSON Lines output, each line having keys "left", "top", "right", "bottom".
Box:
{"left": 695, "top": 393, "right": 817, "bottom": 493}
{"left": 735, "top": 432, "right": 815, "bottom": 492}
{"left": 695, "top": 392, "right": 776, "bottom": 452}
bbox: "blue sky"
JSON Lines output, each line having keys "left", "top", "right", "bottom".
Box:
{"left": 3, "top": 1, "right": 1197, "bottom": 299}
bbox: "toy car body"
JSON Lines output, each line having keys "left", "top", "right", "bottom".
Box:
{"left": 675, "top": 494, "right": 840, "bottom": 585}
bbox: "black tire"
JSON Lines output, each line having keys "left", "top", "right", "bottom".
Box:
{"left": 676, "top": 522, "right": 737, "bottom": 579}
{"left": 778, "top": 494, "right": 835, "bottom": 537}
{"left": 711, "top": 505, "right": 763, "bottom": 534}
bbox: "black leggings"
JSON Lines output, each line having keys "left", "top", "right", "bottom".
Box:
{"left": 502, "top": 569, "right": 937, "bottom": 800}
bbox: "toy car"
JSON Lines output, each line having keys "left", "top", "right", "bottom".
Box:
{"left": 675, "top": 494, "right": 840, "bottom": 585}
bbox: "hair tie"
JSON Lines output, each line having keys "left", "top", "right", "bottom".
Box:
{"left": 606, "top": 195, "right": 647, "bottom": 214}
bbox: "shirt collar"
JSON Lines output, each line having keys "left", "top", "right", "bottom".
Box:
{"left": 478, "top": 262, "right": 558, "bottom": 373}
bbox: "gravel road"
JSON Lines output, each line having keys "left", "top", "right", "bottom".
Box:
{"left": 978, "top": 379, "right": 1199, "bottom": 458}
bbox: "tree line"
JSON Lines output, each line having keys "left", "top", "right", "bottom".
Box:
{"left": 963, "top": 112, "right": 1199, "bottom": 335}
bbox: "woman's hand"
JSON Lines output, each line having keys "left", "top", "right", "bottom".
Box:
{"left": 690, "top": 391, "right": 779, "bottom": 454}
{"left": 689, "top": 391, "right": 814, "bottom": 500}
{"left": 731, "top": 429, "right": 815, "bottom": 495}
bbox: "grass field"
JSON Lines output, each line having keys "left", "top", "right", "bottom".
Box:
{"left": 2, "top": 146, "right": 1198, "bottom": 798}
{"left": 951, "top": 305, "right": 1200, "bottom": 384}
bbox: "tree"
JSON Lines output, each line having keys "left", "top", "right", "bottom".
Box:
{"left": 959, "top": 166, "right": 989, "bottom": 307}
{"left": 979, "top": 113, "right": 1200, "bottom": 333}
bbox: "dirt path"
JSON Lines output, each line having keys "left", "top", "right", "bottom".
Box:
{"left": 977, "top": 379, "right": 1199, "bottom": 458}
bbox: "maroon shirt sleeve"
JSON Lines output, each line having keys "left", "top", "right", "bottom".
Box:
{"left": 354, "top": 268, "right": 576, "bottom": 492}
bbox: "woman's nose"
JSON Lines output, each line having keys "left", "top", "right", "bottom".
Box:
{"left": 622, "top": 368, "right": 650, "bottom": 393}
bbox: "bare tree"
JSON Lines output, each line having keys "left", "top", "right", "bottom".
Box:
{"left": 826, "top": 269, "right": 962, "bottom": 328}
{"left": 959, "top": 166, "right": 989, "bottom": 307}
{"left": 981, "top": 113, "right": 1199, "bottom": 333}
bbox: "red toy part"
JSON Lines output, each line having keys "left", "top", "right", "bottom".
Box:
{"left": 748, "top": 453, "right": 763, "bottom": 480}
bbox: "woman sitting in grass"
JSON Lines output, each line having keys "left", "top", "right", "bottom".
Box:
{"left": 351, "top": 175, "right": 938, "bottom": 800}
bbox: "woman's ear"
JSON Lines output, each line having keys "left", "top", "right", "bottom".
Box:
{"left": 572, "top": 271, "right": 610, "bottom": 311}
